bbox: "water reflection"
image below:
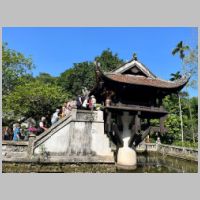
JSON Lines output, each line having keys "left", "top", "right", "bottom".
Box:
{"left": 118, "top": 152, "right": 198, "bottom": 173}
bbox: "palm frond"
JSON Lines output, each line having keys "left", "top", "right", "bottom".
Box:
{"left": 183, "top": 45, "right": 190, "bottom": 50}
{"left": 172, "top": 47, "right": 179, "bottom": 55}
{"left": 177, "top": 41, "right": 183, "bottom": 48}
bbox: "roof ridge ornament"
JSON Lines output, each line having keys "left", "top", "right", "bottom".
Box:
{"left": 133, "top": 53, "right": 138, "bottom": 61}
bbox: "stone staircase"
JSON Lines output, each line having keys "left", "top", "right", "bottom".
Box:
{"left": 3, "top": 109, "right": 114, "bottom": 163}
{"left": 32, "top": 109, "right": 113, "bottom": 162}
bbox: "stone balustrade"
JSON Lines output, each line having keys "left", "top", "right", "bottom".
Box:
{"left": 2, "top": 140, "right": 29, "bottom": 161}
{"left": 137, "top": 143, "right": 198, "bottom": 161}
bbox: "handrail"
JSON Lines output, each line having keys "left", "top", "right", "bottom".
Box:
{"left": 33, "top": 113, "right": 73, "bottom": 148}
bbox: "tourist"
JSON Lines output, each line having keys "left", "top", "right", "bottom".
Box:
{"left": 58, "top": 106, "right": 63, "bottom": 118}
{"left": 61, "top": 102, "right": 68, "bottom": 117}
{"left": 66, "top": 101, "right": 72, "bottom": 113}
{"left": 39, "top": 117, "right": 48, "bottom": 134}
{"left": 3, "top": 127, "right": 10, "bottom": 140}
{"left": 82, "top": 97, "right": 89, "bottom": 110}
{"left": 51, "top": 109, "right": 60, "bottom": 125}
{"left": 73, "top": 99, "right": 77, "bottom": 108}
{"left": 61, "top": 101, "right": 72, "bottom": 117}
{"left": 26, "top": 117, "right": 36, "bottom": 128}
{"left": 13, "top": 123, "right": 21, "bottom": 141}
{"left": 8, "top": 126, "right": 13, "bottom": 140}
{"left": 45, "top": 111, "right": 52, "bottom": 127}
{"left": 28, "top": 123, "right": 38, "bottom": 135}
{"left": 156, "top": 137, "right": 161, "bottom": 144}
{"left": 19, "top": 127, "right": 26, "bottom": 140}
{"left": 88, "top": 96, "right": 93, "bottom": 110}
{"left": 76, "top": 95, "right": 83, "bottom": 109}
{"left": 91, "top": 95, "right": 96, "bottom": 110}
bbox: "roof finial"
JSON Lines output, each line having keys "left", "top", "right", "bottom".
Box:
{"left": 133, "top": 53, "right": 137, "bottom": 61}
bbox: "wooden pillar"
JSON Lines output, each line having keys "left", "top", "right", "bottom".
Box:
{"left": 129, "top": 112, "right": 141, "bottom": 147}
{"left": 135, "top": 112, "right": 141, "bottom": 133}
{"left": 106, "top": 110, "right": 112, "bottom": 133}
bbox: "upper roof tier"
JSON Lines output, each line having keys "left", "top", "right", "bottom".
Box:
{"left": 96, "top": 55, "right": 189, "bottom": 91}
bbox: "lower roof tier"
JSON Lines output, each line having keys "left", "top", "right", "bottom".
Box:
{"left": 103, "top": 73, "right": 189, "bottom": 91}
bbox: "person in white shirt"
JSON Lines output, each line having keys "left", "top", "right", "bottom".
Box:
{"left": 82, "top": 97, "right": 89, "bottom": 109}
{"left": 51, "top": 109, "right": 60, "bottom": 125}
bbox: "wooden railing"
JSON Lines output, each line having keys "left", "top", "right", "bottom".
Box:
{"left": 107, "top": 103, "right": 168, "bottom": 113}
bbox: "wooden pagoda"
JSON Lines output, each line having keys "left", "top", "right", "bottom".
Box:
{"left": 90, "top": 54, "right": 189, "bottom": 149}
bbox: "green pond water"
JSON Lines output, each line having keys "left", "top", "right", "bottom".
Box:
{"left": 2, "top": 152, "right": 198, "bottom": 173}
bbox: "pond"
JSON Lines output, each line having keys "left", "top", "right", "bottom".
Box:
{"left": 2, "top": 152, "right": 198, "bottom": 173}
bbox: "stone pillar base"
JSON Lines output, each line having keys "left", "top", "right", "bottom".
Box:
{"left": 117, "top": 147, "right": 137, "bottom": 170}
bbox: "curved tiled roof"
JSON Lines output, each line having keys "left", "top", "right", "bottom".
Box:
{"left": 102, "top": 73, "right": 189, "bottom": 90}
{"left": 113, "top": 59, "right": 157, "bottom": 79}
{"left": 94, "top": 56, "right": 190, "bottom": 92}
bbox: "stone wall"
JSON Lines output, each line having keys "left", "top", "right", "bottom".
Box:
{"left": 33, "top": 109, "right": 113, "bottom": 159}
{"left": 2, "top": 109, "right": 113, "bottom": 163}
{"left": 158, "top": 144, "right": 198, "bottom": 161}
{"left": 137, "top": 143, "right": 198, "bottom": 161}
{"left": 2, "top": 141, "right": 29, "bottom": 161}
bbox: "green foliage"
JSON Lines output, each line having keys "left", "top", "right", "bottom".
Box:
{"left": 2, "top": 43, "right": 35, "bottom": 95}
{"left": 35, "top": 72, "right": 58, "bottom": 85}
{"left": 95, "top": 48, "right": 124, "bottom": 71}
{"left": 165, "top": 114, "right": 181, "bottom": 141}
{"left": 57, "top": 49, "right": 124, "bottom": 97}
{"left": 172, "top": 41, "right": 189, "bottom": 60}
{"left": 162, "top": 92, "right": 198, "bottom": 144}
{"left": 171, "top": 42, "right": 198, "bottom": 145}
{"left": 3, "top": 80, "right": 69, "bottom": 123}
{"left": 57, "top": 62, "right": 96, "bottom": 97}
{"left": 183, "top": 46, "right": 198, "bottom": 89}
{"left": 172, "top": 141, "right": 198, "bottom": 149}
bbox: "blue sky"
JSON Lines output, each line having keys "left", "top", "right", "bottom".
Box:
{"left": 2, "top": 27, "right": 198, "bottom": 96}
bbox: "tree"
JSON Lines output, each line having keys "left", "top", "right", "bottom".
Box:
{"left": 3, "top": 80, "right": 69, "bottom": 124}
{"left": 182, "top": 46, "right": 198, "bottom": 93}
{"left": 170, "top": 71, "right": 184, "bottom": 145}
{"left": 36, "top": 72, "right": 58, "bottom": 85}
{"left": 57, "top": 49, "right": 124, "bottom": 97}
{"left": 172, "top": 41, "right": 189, "bottom": 60}
{"left": 57, "top": 62, "right": 96, "bottom": 97}
{"left": 171, "top": 41, "right": 196, "bottom": 143}
{"left": 95, "top": 48, "right": 124, "bottom": 71}
{"left": 2, "top": 43, "right": 35, "bottom": 95}
{"left": 182, "top": 46, "right": 198, "bottom": 143}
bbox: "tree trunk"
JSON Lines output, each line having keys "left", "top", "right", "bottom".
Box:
{"left": 178, "top": 94, "right": 184, "bottom": 146}
{"left": 185, "top": 86, "right": 195, "bottom": 143}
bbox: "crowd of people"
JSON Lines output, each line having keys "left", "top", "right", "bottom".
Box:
{"left": 2, "top": 94, "right": 98, "bottom": 142}
{"left": 76, "top": 95, "right": 97, "bottom": 110}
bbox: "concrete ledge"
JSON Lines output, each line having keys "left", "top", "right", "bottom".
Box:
{"left": 3, "top": 155, "right": 114, "bottom": 164}
{"left": 2, "top": 141, "right": 29, "bottom": 146}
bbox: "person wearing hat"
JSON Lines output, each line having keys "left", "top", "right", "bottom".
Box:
{"left": 51, "top": 109, "right": 60, "bottom": 125}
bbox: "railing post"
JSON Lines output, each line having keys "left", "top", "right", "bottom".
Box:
{"left": 28, "top": 133, "right": 36, "bottom": 158}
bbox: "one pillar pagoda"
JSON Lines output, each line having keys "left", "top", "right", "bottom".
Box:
{"left": 90, "top": 53, "right": 189, "bottom": 169}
